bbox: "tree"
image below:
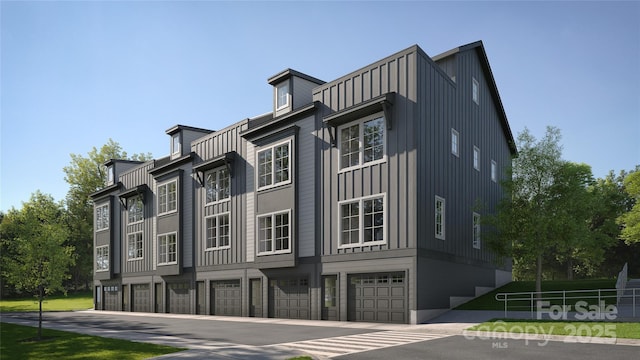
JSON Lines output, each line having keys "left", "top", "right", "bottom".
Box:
{"left": 618, "top": 170, "right": 640, "bottom": 244}
{"left": 0, "top": 192, "right": 75, "bottom": 340}
{"left": 62, "top": 139, "right": 151, "bottom": 290}
{"left": 486, "top": 126, "right": 563, "bottom": 295}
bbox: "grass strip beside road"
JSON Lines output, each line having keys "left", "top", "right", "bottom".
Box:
{"left": 0, "top": 322, "right": 184, "bottom": 360}
{"left": 0, "top": 291, "right": 93, "bottom": 312}
{"left": 467, "top": 320, "right": 640, "bottom": 339}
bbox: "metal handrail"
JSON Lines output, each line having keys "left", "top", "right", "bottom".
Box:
{"left": 495, "top": 288, "right": 638, "bottom": 319}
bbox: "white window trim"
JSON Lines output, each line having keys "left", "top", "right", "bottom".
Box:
{"left": 171, "top": 133, "right": 181, "bottom": 158}
{"left": 451, "top": 128, "right": 460, "bottom": 157}
{"left": 276, "top": 82, "right": 290, "bottom": 111}
{"left": 157, "top": 179, "right": 178, "bottom": 216}
{"left": 473, "top": 212, "right": 481, "bottom": 249}
{"left": 157, "top": 231, "right": 178, "bottom": 265}
{"left": 435, "top": 196, "right": 445, "bottom": 240}
{"left": 256, "top": 209, "right": 292, "bottom": 256}
{"left": 473, "top": 146, "right": 480, "bottom": 171}
{"left": 96, "top": 245, "right": 109, "bottom": 272}
{"left": 204, "top": 212, "right": 231, "bottom": 251}
{"left": 337, "top": 113, "right": 387, "bottom": 173}
{"left": 491, "top": 160, "right": 498, "bottom": 183}
{"left": 256, "top": 139, "right": 292, "bottom": 191}
{"left": 95, "top": 203, "right": 109, "bottom": 232}
{"left": 472, "top": 77, "right": 480, "bottom": 105}
{"left": 128, "top": 196, "right": 144, "bottom": 225}
{"left": 204, "top": 166, "right": 231, "bottom": 205}
{"left": 127, "top": 231, "right": 144, "bottom": 261}
{"left": 107, "top": 165, "right": 115, "bottom": 185}
{"left": 337, "top": 193, "right": 387, "bottom": 249}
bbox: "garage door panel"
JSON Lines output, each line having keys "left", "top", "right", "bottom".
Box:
{"left": 211, "top": 280, "right": 241, "bottom": 316}
{"left": 269, "top": 278, "right": 309, "bottom": 320}
{"left": 348, "top": 272, "right": 406, "bottom": 324}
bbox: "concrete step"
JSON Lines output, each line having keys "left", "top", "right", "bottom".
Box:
{"left": 449, "top": 296, "right": 474, "bottom": 308}
{"left": 475, "top": 286, "right": 494, "bottom": 297}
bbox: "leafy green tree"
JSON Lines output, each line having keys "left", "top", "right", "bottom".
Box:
{"left": 0, "top": 192, "right": 75, "bottom": 339}
{"left": 486, "top": 126, "right": 563, "bottom": 295}
{"left": 62, "top": 139, "right": 151, "bottom": 289}
{"left": 618, "top": 170, "right": 640, "bottom": 244}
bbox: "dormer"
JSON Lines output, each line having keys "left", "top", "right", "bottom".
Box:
{"left": 268, "top": 69, "right": 325, "bottom": 117}
{"left": 166, "top": 125, "right": 214, "bottom": 160}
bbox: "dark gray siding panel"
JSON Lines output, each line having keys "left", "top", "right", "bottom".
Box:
{"left": 314, "top": 48, "right": 419, "bottom": 257}
{"left": 192, "top": 122, "right": 249, "bottom": 268}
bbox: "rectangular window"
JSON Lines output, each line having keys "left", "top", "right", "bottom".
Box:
{"left": 339, "top": 115, "right": 386, "bottom": 170}
{"left": 473, "top": 213, "right": 481, "bottom": 249}
{"left": 473, "top": 146, "right": 480, "bottom": 171}
{"left": 257, "top": 210, "right": 291, "bottom": 255}
{"left": 205, "top": 167, "right": 230, "bottom": 203}
{"left": 171, "top": 133, "right": 181, "bottom": 157}
{"left": 339, "top": 194, "right": 385, "bottom": 248}
{"left": 276, "top": 82, "right": 289, "bottom": 110}
{"left": 158, "top": 180, "right": 178, "bottom": 215}
{"left": 257, "top": 141, "right": 290, "bottom": 190}
{"left": 435, "top": 196, "right": 445, "bottom": 240}
{"left": 205, "top": 213, "right": 230, "bottom": 250}
{"left": 128, "top": 196, "right": 144, "bottom": 224}
{"left": 96, "top": 245, "right": 109, "bottom": 271}
{"left": 127, "top": 232, "right": 143, "bottom": 260}
{"left": 107, "top": 165, "right": 114, "bottom": 185}
{"left": 95, "top": 203, "right": 109, "bottom": 231}
{"left": 451, "top": 129, "right": 459, "bottom": 157}
{"left": 491, "top": 160, "right": 497, "bottom": 182}
{"left": 158, "top": 233, "right": 177, "bottom": 265}
{"left": 473, "top": 77, "right": 479, "bottom": 105}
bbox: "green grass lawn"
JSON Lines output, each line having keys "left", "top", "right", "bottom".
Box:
{"left": 0, "top": 322, "right": 184, "bottom": 360}
{"left": 0, "top": 291, "right": 93, "bottom": 312}
{"left": 456, "top": 279, "right": 617, "bottom": 311}
{"left": 467, "top": 319, "right": 640, "bottom": 339}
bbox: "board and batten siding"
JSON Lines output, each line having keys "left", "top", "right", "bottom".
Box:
{"left": 417, "top": 46, "right": 512, "bottom": 266}
{"left": 314, "top": 46, "right": 419, "bottom": 256}
{"left": 192, "top": 122, "right": 249, "bottom": 267}
{"left": 119, "top": 162, "right": 156, "bottom": 275}
{"left": 297, "top": 115, "right": 316, "bottom": 257}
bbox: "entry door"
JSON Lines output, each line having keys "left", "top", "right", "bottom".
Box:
{"left": 95, "top": 286, "right": 102, "bottom": 310}
{"left": 322, "top": 275, "right": 338, "bottom": 321}
{"left": 196, "top": 281, "right": 205, "bottom": 315}
{"left": 155, "top": 283, "right": 163, "bottom": 313}
{"left": 122, "top": 284, "right": 129, "bottom": 312}
{"left": 249, "top": 278, "right": 262, "bottom": 317}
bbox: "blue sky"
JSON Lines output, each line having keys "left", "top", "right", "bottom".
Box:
{"left": 1, "top": 1, "right": 639, "bottom": 212}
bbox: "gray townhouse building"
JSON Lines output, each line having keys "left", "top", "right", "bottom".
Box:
{"left": 91, "top": 41, "right": 516, "bottom": 324}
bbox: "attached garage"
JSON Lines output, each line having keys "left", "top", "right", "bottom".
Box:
{"left": 348, "top": 272, "right": 407, "bottom": 323}
{"left": 132, "top": 284, "right": 151, "bottom": 313}
{"left": 167, "top": 282, "right": 190, "bottom": 314}
{"left": 210, "top": 280, "right": 242, "bottom": 316}
{"left": 269, "top": 278, "right": 309, "bottom": 319}
{"left": 103, "top": 285, "right": 119, "bottom": 311}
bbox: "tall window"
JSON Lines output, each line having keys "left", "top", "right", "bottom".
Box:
{"left": 128, "top": 196, "right": 143, "bottom": 224}
{"left": 473, "top": 213, "right": 481, "bottom": 249}
{"left": 205, "top": 167, "right": 230, "bottom": 203}
{"left": 171, "top": 133, "right": 181, "bottom": 157}
{"left": 472, "top": 77, "right": 480, "bottom": 105}
{"left": 158, "top": 233, "right": 177, "bottom": 265}
{"left": 473, "top": 146, "right": 480, "bottom": 171}
{"left": 127, "top": 232, "right": 143, "bottom": 260}
{"left": 339, "top": 194, "right": 385, "bottom": 247}
{"left": 158, "top": 180, "right": 177, "bottom": 215}
{"left": 107, "top": 165, "right": 115, "bottom": 185}
{"left": 257, "top": 141, "right": 290, "bottom": 189}
{"left": 435, "top": 196, "right": 445, "bottom": 240}
{"left": 257, "top": 210, "right": 290, "bottom": 255}
{"left": 96, "top": 245, "right": 109, "bottom": 271}
{"left": 339, "top": 116, "right": 385, "bottom": 169}
{"left": 96, "top": 203, "right": 109, "bottom": 231}
{"left": 451, "top": 129, "right": 459, "bottom": 157}
{"left": 276, "top": 83, "right": 289, "bottom": 110}
{"left": 491, "top": 160, "right": 498, "bottom": 183}
{"left": 205, "top": 213, "right": 230, "bottom": 250}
